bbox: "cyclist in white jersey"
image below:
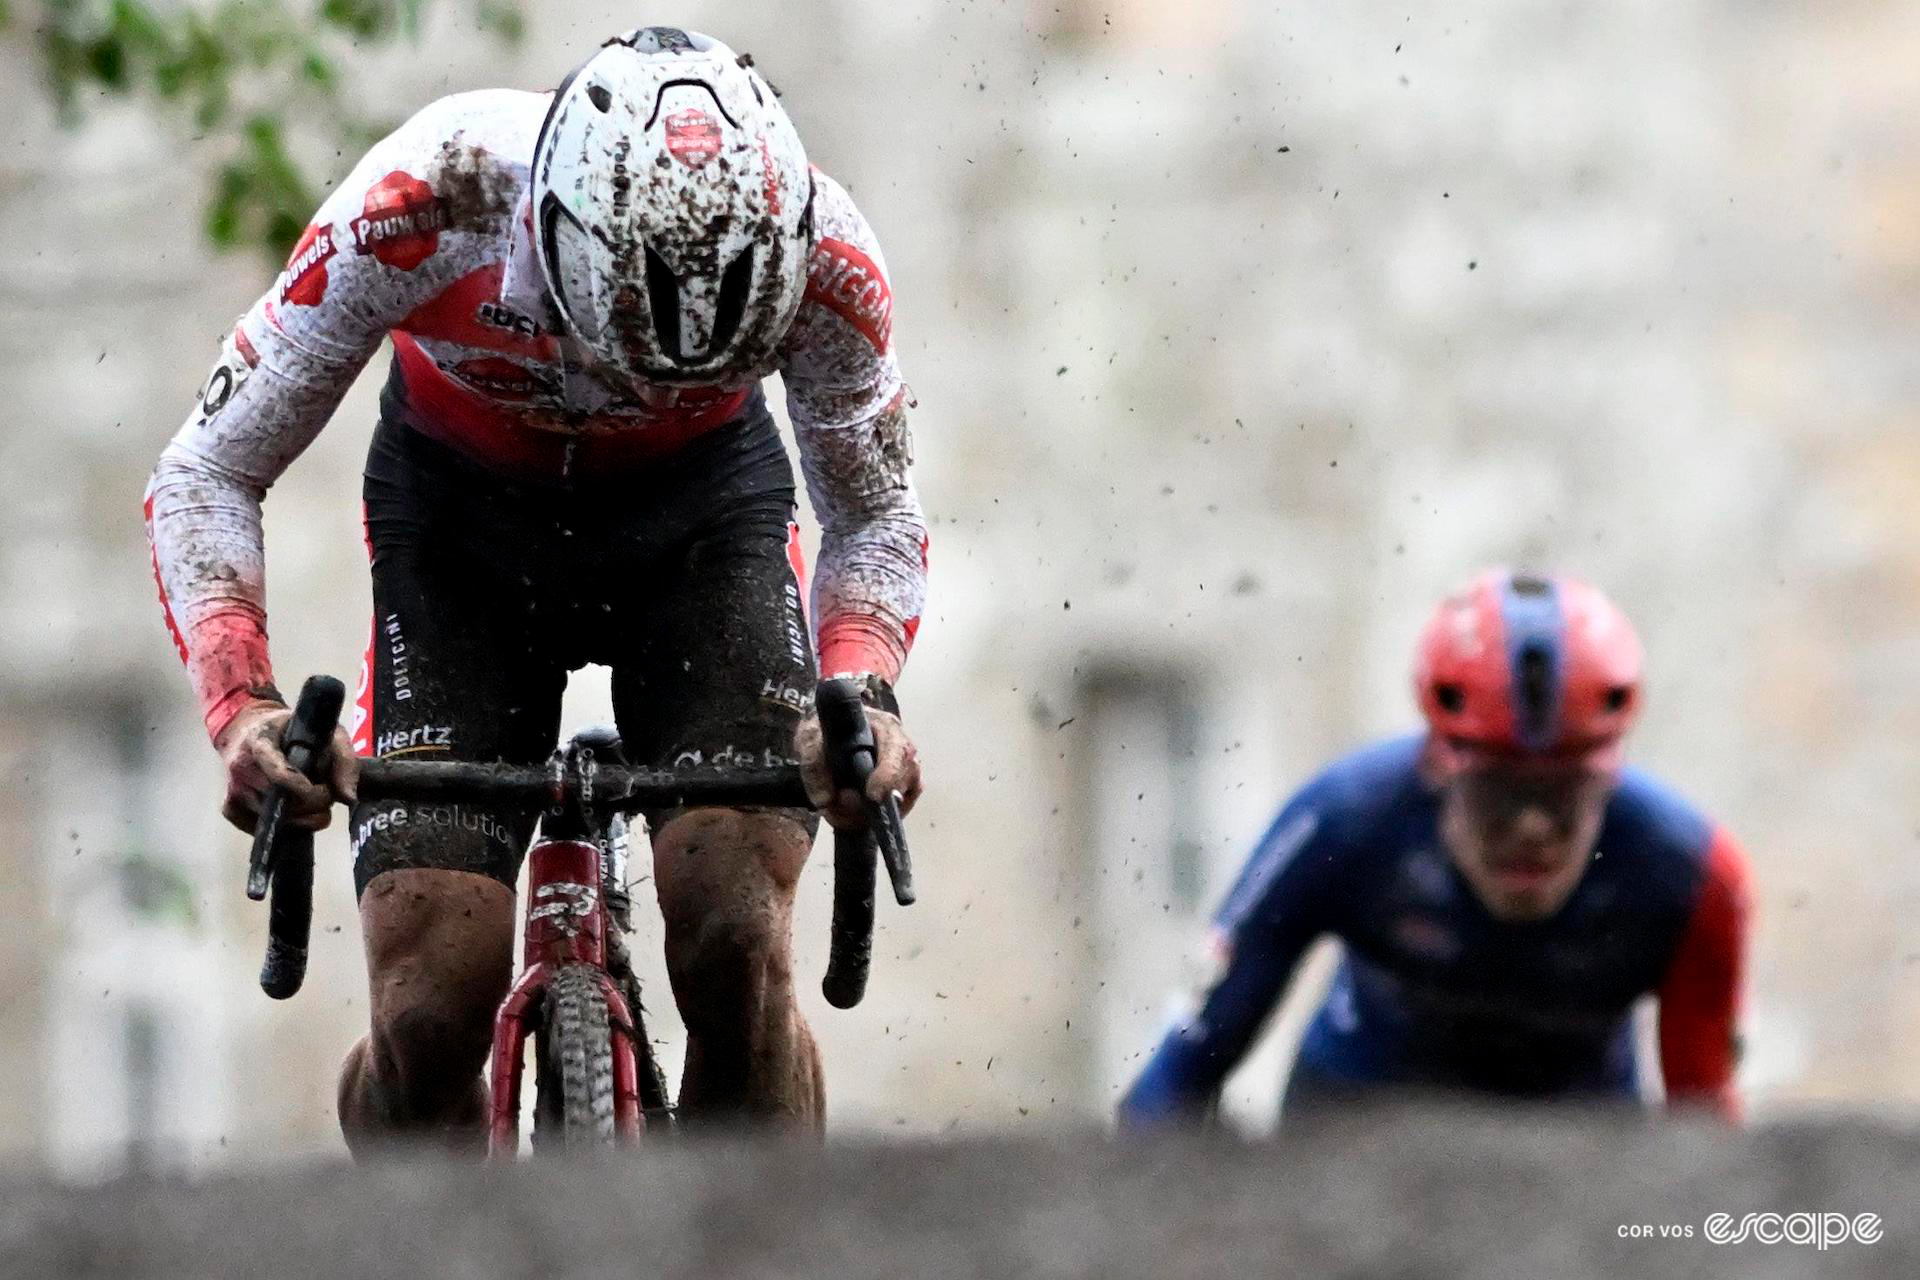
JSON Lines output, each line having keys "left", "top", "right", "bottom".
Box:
{"left": 145, "top": 27, "right": 926, "bottom": 1149}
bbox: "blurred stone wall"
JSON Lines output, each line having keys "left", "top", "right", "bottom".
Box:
{"left": 0, "top": 0, "right": 1913, "bottom": 1168}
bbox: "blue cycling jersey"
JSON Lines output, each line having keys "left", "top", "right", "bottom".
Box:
{"left": 1118, "top": 735, "right": 1736, "bottom": 1123}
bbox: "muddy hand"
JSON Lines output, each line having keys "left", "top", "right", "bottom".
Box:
{"left": 216, "top": 699, "right": 359, "bottom": 835}
{"left": 795, "top": 707, "right": 923, "bottom": 832}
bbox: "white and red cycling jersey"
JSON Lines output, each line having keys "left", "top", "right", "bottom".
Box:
{"left": 145, "top": 89, "right": 927, "bottom": 739}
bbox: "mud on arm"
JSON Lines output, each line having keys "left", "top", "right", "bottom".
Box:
{"left": 145, "top": 312, "right": 378, "bottom": 739}
{"left": 792, "top": 391, "right": 928, "bottom": 683}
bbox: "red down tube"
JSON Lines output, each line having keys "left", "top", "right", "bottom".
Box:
{"left": 486, "top": 839, "right": 641, "bottom": 1156}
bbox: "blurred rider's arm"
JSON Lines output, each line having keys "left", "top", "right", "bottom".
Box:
{"left": 780, "top": 173, "right": 928, "bottom": 824}
{"left": 1116, "top": 790, "right": 1345, "bottom": 1131}
{"left": 144, "top": 107, "right": 462, "bottom": 829}
{"left": 1655, "top": 828, "right": 1752, "bottom": 1121}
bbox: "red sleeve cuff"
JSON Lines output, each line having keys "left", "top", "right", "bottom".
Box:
{"left": 817, "top": 613, "right": 911, "bottom": 683}
{"left": 184, "top": 610, "right": 276, "bottom": 741}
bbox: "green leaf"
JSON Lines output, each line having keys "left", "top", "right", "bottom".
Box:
{"left": 31, "top": 0, "right": 528, "bottom": 263}
{"left": 301, "top": 51, "right": 337, "bottom": 90}
{"left": 117, "top": 853, "right": 201, "bottom": 929}
{"left": 109, "top": 0, "right": 173, "bottom": 53}
{"left": 319, "top": 0, "right": 398, "bottom": 40}
{"left": 84, "top": 36, "right": 128, "bottom": 90}
{"left": 207, "top": 170, "right": 243, "bottom": 247}
{"left": 201, "top": 112, "right": 323, "bottom": 259}
{"left": 475, "top": 0, "right": 524, "bottom": 43}
{"left": 193, "top": 80, "right": 230, "bottom": 130}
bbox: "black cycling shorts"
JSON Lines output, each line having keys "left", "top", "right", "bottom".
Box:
{"left": 345, "top": 385, "right": 817, "bottom": 896}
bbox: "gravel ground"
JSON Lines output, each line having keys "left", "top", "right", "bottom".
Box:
{"left": 2, "top": 1107, "right": 1912, "bottom": 1279}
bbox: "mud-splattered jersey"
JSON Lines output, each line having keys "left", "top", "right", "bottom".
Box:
{"left": 144, "top": 89, "right": 926, "bottom": 737}
{"left": 1117, "top": 736, "right": 1751, "bottom": 1125}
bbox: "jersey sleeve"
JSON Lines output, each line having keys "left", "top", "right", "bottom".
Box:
{"left": 777, "top": 172, "right": 926, "bottom": 683}
{"left": 1656, "top": 827, "right": 1752, "bottom": 1119}
{"left": 1117, "top": 786, "right": 1347, "bottom": 1128}
{"left": 144, "top": 101, "right": 480, "bottom": 739}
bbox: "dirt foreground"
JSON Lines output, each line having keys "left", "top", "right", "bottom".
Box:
{"left": 2, "top": 1107, "right": 1912, "bottom": 1279}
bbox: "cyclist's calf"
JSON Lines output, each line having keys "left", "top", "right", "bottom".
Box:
{"left": 652, "top": 806, "right": 823, "bottom": 1132}
{"left": 338, "top": 867, "right": 516, "bottom": 1154}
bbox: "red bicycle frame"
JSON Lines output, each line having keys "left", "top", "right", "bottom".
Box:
{"left": 248, "top": 674, "right": 911, "bottom": 1152}
{"left": 485, "top": 837, "right": 644, "bottom": 1154}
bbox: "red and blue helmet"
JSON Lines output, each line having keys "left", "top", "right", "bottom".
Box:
{"left": 1414, "top": 569, "right": 1643, "bottom": 769}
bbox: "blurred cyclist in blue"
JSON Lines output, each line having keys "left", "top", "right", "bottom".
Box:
{"left": 1119, "top": 570, "right": 1751, "bottom": 1126}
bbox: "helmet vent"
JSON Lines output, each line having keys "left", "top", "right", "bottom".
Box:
{"left": 1516, "top": 642, "right": 1556, "bottom": 738}
{"left": 615, "top": 26, "right": 697, "bottom": 53}
{"left": 710, "top": 246, "right": 755, "bottom": 355}
{"left": 586, "top": 83, "right": 612, "bottom": 112}
{"left": 1434, "top": 683, "right": 1466, "bottom": 714}
{"left": 643, "top": 244, "right": 684, "bottom": 360}
{"left": 1604, "top": 685, "right": 1632, "bottom": 712}
{"left": 1511, "top": 573, "right": 1552, "bottom": 597}
{"left": 736, "top": 52, "right": 781, "bottom": 99}
{"left": 644, "top": 79, "right": 740, "bottom": 130}
{"left": 538, "top": 194, "right": 576, "bottom": 314}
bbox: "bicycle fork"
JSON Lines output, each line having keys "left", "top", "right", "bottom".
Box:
{"left": 486, "top": 838, "right": 645, "bottom": 1155}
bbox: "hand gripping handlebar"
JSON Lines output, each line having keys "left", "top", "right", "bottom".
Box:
{"left": 244, "top": 674, "right": 345, "bottom": 999}
{"left": 817, "top": 678, "right": 915, "bottom": 1009}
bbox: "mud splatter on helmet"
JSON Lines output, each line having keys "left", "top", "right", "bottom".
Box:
{"left": 531, "top": 28, "right": 813, "bottom": 386}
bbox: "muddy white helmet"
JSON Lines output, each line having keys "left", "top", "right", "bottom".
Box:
{"left": 531, "top": 27, "right": 813, "bottom": 385}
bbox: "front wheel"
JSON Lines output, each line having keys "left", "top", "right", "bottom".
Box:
{"left": 531, "top": 964, "right": 618, "bottom": 1149}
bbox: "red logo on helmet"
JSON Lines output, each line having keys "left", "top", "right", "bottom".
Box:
{"left": 665, "top": 109, "right": 723, "bottom": 168}
{"left": 806, "top": 238, "right": 894, "bottom": 354}
{"left": 353, "top": 170, "right": 450, "bottom": 271}
{"left": 280, "top": 223, "right": 336, "bottom": 307}
{"left": 758, "top": 132, "right": 782, "bottom": 216}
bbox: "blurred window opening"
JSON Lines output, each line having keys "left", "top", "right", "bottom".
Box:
{"left": 1074, "top": 666, "right": 1209, "bottom": 1104}
{"left": 40, "top": 697, "right": 230, "bottom": 1177}
{"left": 1069, "top": 664, "right": 1339, "bottom": 1128}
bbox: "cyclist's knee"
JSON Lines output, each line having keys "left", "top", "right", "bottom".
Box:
{"left": 655, "top": 806, "right": 812, "bottom": 899}
{"left": 654, "top": 808, "right": 810, "bottom": 995}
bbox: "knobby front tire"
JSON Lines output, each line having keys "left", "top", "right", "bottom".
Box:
{"left": 531, "top": 964, "right": 619, "bottom": 1149}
